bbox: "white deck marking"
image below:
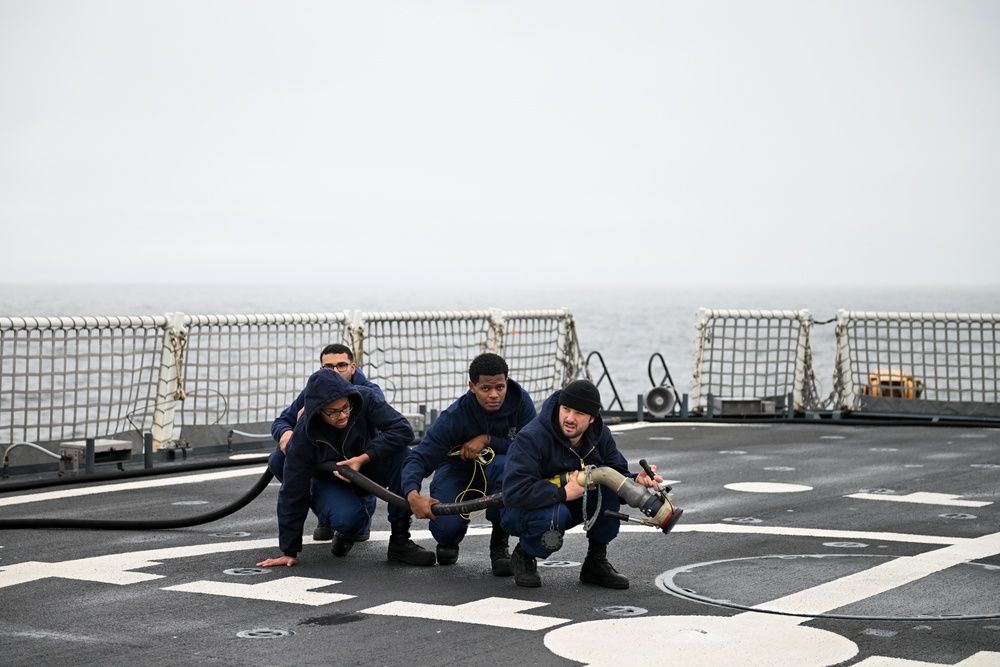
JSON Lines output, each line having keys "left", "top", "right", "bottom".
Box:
{"left": 543, "top": 528, "right": 1000, "bottom": 667}
{"left": 362, "top": 596, "right": 570, "bottom": 630}
{"left": 545, "top": 615, "right": 859, "bottom": 667}
{"left": 755, "top": 531, "right": 1000, "bottom": 615}
{"left": 852, "top": 653, "right": 1000, "bottom": 666}
{"left": 846, "top": 492, "right": 992, "bottom": 507}
{"left": 0, "top": 466, "right": 269, "bottom": 507}
{"left": 670, "top": 523, "right": 968, "bottom": 545}
{"left": 725, "top": 482, "right": 813, "bottom": 493}
{"left": 164, "top": 575, "right": 354, "bottom": 605}
{"left": 0, "top": 524, "right": 967, "bottom": 591}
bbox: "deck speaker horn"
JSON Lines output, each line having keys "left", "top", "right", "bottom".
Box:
{"left": 644, "top": 386, "right": 676, "bottom": 417}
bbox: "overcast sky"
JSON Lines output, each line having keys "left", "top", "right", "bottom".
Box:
{"left": 2, "top": 1, "right": 998, "bottom": 289}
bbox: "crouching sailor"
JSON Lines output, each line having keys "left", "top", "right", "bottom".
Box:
{"left": 500, "top": 379, "right": 664, "bottom": 589}
{"left": 257, "top": 368, "right": 435, "bottom": 568}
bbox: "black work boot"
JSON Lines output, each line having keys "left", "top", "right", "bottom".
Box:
{"left": 331, "top": 529, "right": 371, "bottom": 557}
{"left": 436, "top": 544, "right": 459, "bottom": 565}
{"left": 387, "top": 520, "right": 436, "bottom": 566}
{"left": 510, "top": 542, "right": 541, "bottom": 587}
{"left": 331, "top": 532, "right": 354, "bottom": 557}
{"left": 489, "top": 526, "right": 513, "bottom": 577}
{"left": 313, "top": 523, "right": 334, "bottom": 541}
{"left": 579, "top": 540, "right": 629, "bottom": 589}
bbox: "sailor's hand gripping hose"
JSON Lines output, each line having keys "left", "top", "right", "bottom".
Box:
{"left": 552, "top": 459, "right": 682, "bottom": 533}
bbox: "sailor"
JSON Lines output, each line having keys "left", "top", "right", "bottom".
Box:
{"left": 402, "top": 353, "right": 536, "bottom": 575}
{"left": 257, "top": 368, "right": 435, "bottom": 568}
{"left": 269, "top": 343, "right": 383, "bottom": 541}
{"left": 500, "top": 379, "right": 663, "bottom": 588}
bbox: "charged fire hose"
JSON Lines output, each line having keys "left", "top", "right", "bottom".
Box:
{"left": 0, "top": 464, "right": 497, "bottom": 531}
{"left": 0, "top": 460, "right": 681, "bottom": 533}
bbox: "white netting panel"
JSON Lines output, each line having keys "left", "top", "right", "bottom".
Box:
{"left": 176, "top": 313, "right": 351, "bottom": 427}
{"left": 834, "top": 311, "right": 1000, "bottom": 408}
{"left": 0, "top": 316, "right": 165, "bottom": 443}
{"left": 691, "top": 308, "right": 814, "bottom": 411}
{"left": 357, "top": 309, "right": 585, "bottom": 414}
{"left": 356, "top": 311, "right": 494, "bottom": 413}
{"left": 1, "top": 309, "right": 587, "bottom": 450}
{"left": 498, "top": 309, "right": 588, "bottom": 402}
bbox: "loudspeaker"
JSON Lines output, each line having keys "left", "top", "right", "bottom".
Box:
{"left": 644, "top": 386, "right": 676, "bottom": 417}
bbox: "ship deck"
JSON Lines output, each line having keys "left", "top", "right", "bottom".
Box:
{"left": 2, "top": 420, "right": 999, "bottom": 666}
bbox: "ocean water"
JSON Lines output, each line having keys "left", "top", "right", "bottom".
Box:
{"left": 1, "top": 283, "right": 997, "bottom": 411}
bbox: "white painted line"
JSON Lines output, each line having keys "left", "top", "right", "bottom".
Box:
{"left": 669, "top": 523, "right": 969, "bottom": 546}
{"left": 609, "top": 422, "right": 771, "bottom": 432}
{"left": 725, "top": 482, "right": 813, "bottom": 493}
{"left": 164, "top": 576, "right": 354, "bottom": 605}
{"left": 853, "top": 652, "right": 1000, "bottom": 667}
{"left": 846, "top": 492, "right": 992, "bottom": 507}
{"left": 753, "top": 531, "right": 1000, "bottom": 616}
{"left": 0, "top": 466, "right": 269, "bottom": 507}
{"left": 362, "top": 596, "right": 570, "bottom": 630}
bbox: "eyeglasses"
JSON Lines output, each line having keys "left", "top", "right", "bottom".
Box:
{"left": 321, "top": 402, "right": 352, "bottom": 419}
{"left": 322, "top": 362, "right": 352, "bottom": 372}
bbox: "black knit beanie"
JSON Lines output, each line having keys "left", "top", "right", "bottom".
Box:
{"left": 558, "top": 380, "right": 602, "bottom": 417}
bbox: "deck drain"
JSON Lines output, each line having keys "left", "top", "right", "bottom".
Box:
{"left": 722, "top": 517, "right": 762, "bottom": 524}
{"left": 859, "top": 488, "right": 895, "bottom": 495}
{"left": 719, "top": 450, "right": 747, "bottom": 455}
{"left": 940, "top": 513, "right": 977, "bottom": 520}
{"left": 210, "top": 532, "right": 251, "bottom": 538}
{"left": 869, "top": 448, "right": 899, "bottom": 452}
{"left": 823, "top": 542, "right": 868, "bottom": 548}
{"left": 971, "top": 464, "right": 1000, "bottom": 469}
{"left": 224, "top": 567, "right": 270, "bottom": 576}
{"left": 595, "top": 606, "right": 647, "bottom": 617}
{"left": 540, "top": 560, "right": 579, "bottom": 568}
{"left": 763, "top": 466, "right": 795, "bottom": 471}
{"left": 171, "top": 500, "right": 208, "bottom": 506}
{"left": 237, "top": 628, "right": 293, "bottom": 639}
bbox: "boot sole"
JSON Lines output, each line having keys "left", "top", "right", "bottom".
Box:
{"left": 388, "top": 553, "right": 436, "bottom": 566}
{"left": 579, "top": 573, "right": 629, "bottom": 589}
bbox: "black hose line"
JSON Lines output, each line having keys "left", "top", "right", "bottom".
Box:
{"left": 315, "top": 461, "right": 504, "bottom": 515}
{"left": 0, "top": 462, "right": 505, "bottom": 531}
{"left": 0, "top": 468, "right": 276, "bottom": 530}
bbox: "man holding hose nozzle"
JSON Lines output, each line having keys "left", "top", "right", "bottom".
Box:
{"left": 257, "top": 368, "right": 435, "bottom": 569}
{"left": 500, "top": 379, "right": 663, "bottom": 589}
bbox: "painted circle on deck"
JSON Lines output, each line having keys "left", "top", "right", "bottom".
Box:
{"left": 544, "top": 615, "right": 859, "bottom": 667}
{"left": 725, "top": 482, "right": 813, "bottom": 493}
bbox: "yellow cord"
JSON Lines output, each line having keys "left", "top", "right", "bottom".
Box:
{"left": 447, "top": 446, "right": 495, "bottom": 520}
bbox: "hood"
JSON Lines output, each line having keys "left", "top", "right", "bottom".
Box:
{"left": 301, "top": 368, "right": 362, "bottom": 439}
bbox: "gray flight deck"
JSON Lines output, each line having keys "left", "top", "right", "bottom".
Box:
{"left": 2, "top": 420, "right": 999, "bottom": 666}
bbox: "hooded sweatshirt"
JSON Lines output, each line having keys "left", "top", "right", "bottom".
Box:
{"left": 277, "top": 368, "right": 414, "bottom": 556}
{"left": 270, "top": 367, "right": 383, "bottom": 443}
{"left": 501, "top": 390, "right": 631, "bottom": 511}
{"left": 400, "top": 378, "right": 536, "bottom": 497}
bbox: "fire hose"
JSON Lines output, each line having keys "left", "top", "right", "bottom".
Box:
{"left": 0, "top": 460, "right": 681, "bottom": 533}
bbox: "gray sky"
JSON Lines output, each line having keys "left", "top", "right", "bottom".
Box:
{"left": 2, "top": 1, "right": 998, "bottom": 288}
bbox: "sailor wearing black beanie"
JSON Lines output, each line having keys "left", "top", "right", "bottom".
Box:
{"left": 557, "top": 379, "right": 602, "bottom": 418}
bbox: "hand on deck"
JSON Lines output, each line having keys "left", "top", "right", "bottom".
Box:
{"left": 257, "top": 555, "right": 296, "bottom": 567}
